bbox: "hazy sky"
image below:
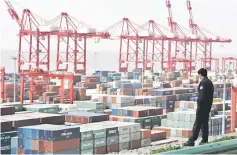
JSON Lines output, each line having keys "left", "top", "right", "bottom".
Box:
{"left": 0, "top": 0, "right": 236, "bottom": 73}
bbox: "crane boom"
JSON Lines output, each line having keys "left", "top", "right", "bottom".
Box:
{"left": 5, "top": 0, "right": 21, "bottom": 26}
{"left": 165, "top": 0, "right": 175, "bottom": 32}
{"left": 186, "top": 0, "right": 206, "bottom": 37}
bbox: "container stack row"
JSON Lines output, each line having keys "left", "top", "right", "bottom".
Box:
{"left": 155, "top": 109, "right": 231, "bottom": 138}
{"left": 7, "top": 121, "right": 157, "bottom": 154}
{"left": 109, "top": 106, "right": 166, "bottom": 129}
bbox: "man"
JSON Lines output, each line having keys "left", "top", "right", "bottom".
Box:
{"left": 184, "top": 68, "right": 214, "bottom": 146}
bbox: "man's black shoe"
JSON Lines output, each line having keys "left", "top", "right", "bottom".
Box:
{"left": 183, "top": 142, "right": 194, "bottom": 147}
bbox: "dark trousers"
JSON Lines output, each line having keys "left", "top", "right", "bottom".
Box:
{"left": 188, "top": 109, "right": 210, "bottom": 143}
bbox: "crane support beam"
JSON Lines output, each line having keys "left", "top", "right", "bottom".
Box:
{"left": 20, "top": 69, "right": 74, "bottom": 104}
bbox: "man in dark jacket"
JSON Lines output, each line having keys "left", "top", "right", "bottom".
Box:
{"left": 184, "top": 68, "right": 214, "bottom": 146}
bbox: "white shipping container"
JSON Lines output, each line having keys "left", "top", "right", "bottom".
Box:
{"left": 116, "top": 96, "right": 135, "bottom": 104}
{"left": 119, "top": 134, "right": 130, "bottom": 143}
{"left": 55, "top": 104, "right": 77, "bottom": 113}
{"left": 117, "top": 124, "right": 130, "bottom": 135}
{"left": 130, "top": 132, "right": 141, "bottom": 141}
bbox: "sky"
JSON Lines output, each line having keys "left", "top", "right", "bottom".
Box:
{"left": 0, "top": 0, "right": 236, "bottom": 73}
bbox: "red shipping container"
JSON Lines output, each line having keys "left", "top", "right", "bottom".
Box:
{"left": 141, "top": 129, "right": 151, "bottom": 139}
{"left": 94, "top": 146, "right": 106, "bottom": 154}
{"left": 107, "top": 144, "right": 119, "bottom": 153}
{"left": 43, "top": 138, "right": 80, "bottom": 153}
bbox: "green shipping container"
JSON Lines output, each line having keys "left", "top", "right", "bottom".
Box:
{"left": 23, "top": 105, "right": 59, "bottom": 114}
{"left": 94, "top": 138, "right": 106, "bottom": 148}
{"left": 93, "top": 128, "right": 106, "bottom": 139}
{"left": 80, "top": 129, "right": 93, "bottom": 141}
{"left": 1, "top": 102, "right": 23, "bottom": 112}
{"left": 81, "top": 140, "right": 94, "bottom": 150}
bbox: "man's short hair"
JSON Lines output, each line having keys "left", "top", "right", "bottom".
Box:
{"left": 198, "top": 68, "right": 207, "bottom": 77}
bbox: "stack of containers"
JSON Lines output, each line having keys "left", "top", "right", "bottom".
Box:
{"left": 135, "top": 88, "right": 153, "bottom": 96}
{"left": 76, "top": 76, "right": 100, "bottom": 89}
{"left": 94, "top": 71, "right": 109, "bottom": 77}
{"left": 157, "top": 109, "right": 228, "bottom": 138}
{"left": 160, "top": 82, "right": 171, "bottom": 88}
{"left": 17, "top": 112, "right": 65, "bottom": 125}
{"left": 79, "top": 121, "right": 144, "bottom": 153}
{"left": 104, "top": 123, "right": 119, "bottom": 153}
{"left": 216, "top": 112, "right": 233, "bottom": 133}
{"left": 92, "top": 126, "right": 107, "bottom": 154}
{"left": 110, "top": 106, "right": 165, "bottom": 129}
{"left": 65, "top": 112, "right": 109, "bottom": 124}
{"left": 209, "top": 115, "right": 224, "bottom": 136}
{"left": 2, "top": 131, "right": 18, "bottom": 154}
{"left": 170, "top": 80, "right": 182, "bottom": 87}
{"left": 94, "top": 71, "right": 109, "bottom": 83}
{"left": 117, "top": 122, "right": 142, "bottom": 150}
{"left": 96, "top": 83, "right": 110, "bottom": 94}
{"left": 174, "top": 100, "right": 230, "bottom": 112}
{"left": 110, "top": 95, "right": 135, "bottom": 108}
{"left": 74, "top": 87, "right": 90, "bottom": 101}
{"left": 107, "top": 88, "right": 118, "bottom": 95}
{"left": 80, "top": 127, "right": 94, "bottom": 154}
{"left": 133, "top": 72, "right": 142, "bottom": 80}
{"left": 119, "top": 83, "right": 133, "bottom": 96}
{"left": 121, "top": 72, "right": 133, "bottom": 80}
{"left": 152, "top": 89, "right": 175, "bottom": 113}
{"left": 1, "top": 111, "right": 18, "bottom": 154}
{"left": 109, "top": 73, "right": 121, "bottom": 81}
{"left": 213, "top": 82, "right": 232, "bottom": 100}
{"left": 117, "top": 123, "right": 131, "bottom": 152}
{"left": 54, "top": 104, "right": 77, "bottom": 114}
{"left": 112, "top": 80, "right": 130, "bottom": 89}
{"left": 74, "top": 100, "right": 105, "bottom": 113}
{"left": 39, "top": 92, "right": 59, "bottom": 104}
{"left": 46, "top": 85, "right": 60, "bottom": 94}
{"left": 4, "top": 82, "right": 20, "bottom": 102}
{"left": 152, "top": 87, "right": 196, "bottom": 113}
{"left": 131, "top": 83, "right": 142, "bottom": 96}
{"left": 0, "top": 102, "right": 23, "bottom": 112}
{"left": 14, "top": 124, "right": 81, "bottom": 154}
{"left": 23, "top": 104, "right": 59, "bottom": 114}
{"left": 182, "top": 83, "right": 198, "bottom": 91}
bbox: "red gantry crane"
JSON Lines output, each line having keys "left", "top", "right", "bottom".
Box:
{"left": 5, "top": 0, "right": 51, "bottom": 73}
{"left": 186, "top": 0, "right": 231, "bottom": 71}
{"left": 45, "top": 13, "right": 110, "bottom": 74}
{"left": 139, "top": 20, "right": 169, "bottom": 71}
{"left": 201, "top": 57, "right": 220, "bottom": 73}
{"left": 20, "top": 69, "right": 74, "bottom": 104}
{"left": 165, "top": 0, "right": 195, "bottom": 74}
{"left": 222, "top": 57, "right": 237, "bottom": 74}
{"left": 0, "top": 67, "right": 5, "bottom": 102}
{"left": 103, "top": 18, "right": 145, "bottom": 72}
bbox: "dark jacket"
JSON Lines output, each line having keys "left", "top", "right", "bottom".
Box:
{"left": 197, "top": 76, "right": 214, "bottom": 111}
